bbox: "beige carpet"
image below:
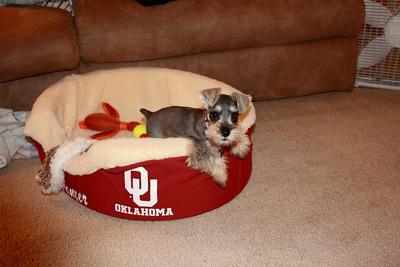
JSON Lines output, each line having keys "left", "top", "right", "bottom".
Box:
{"left": 1, "top": 88, "right": 399, "bottom": 266}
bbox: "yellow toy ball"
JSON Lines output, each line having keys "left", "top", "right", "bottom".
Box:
{"left": 132, "top": 124, "right": 147, "bottom": 138}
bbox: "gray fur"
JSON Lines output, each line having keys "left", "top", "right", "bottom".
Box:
{"left": 232, "top": 92, "right": 251, "bottom": 114}
{"left": 140, "top": 88, "right": 251, "bottom": 186}
{"left": 140, "top": 106, "right": 207, "bottom": 141}
{"left": 199, "top": 88, "right": 221, "bottom": 108}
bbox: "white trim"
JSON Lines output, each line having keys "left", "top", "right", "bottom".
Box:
{"left": 355, "top": 81, "right": 400, "bottom": 91}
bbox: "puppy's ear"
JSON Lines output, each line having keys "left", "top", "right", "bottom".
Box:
{"left": 199, "top": 88, "right": 221, "bottom": 108}
{"left": 232, "top": 92, "right": 251, "bottom": 114}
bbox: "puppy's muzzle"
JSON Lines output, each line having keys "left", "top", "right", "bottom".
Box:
{"left": 221, "top": 125, "right": 231, "bottom": 138}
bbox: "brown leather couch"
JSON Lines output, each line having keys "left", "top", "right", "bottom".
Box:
{"left": 0, "top": 0, "right": 365, "bottom": 110}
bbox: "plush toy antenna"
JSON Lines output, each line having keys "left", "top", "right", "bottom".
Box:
{"left": 102, "top": 102, "right": 119, "bottom": 119}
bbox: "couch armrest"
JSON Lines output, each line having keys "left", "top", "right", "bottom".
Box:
{"left": 0, "top": 7, "right": 79, "bottom": 82}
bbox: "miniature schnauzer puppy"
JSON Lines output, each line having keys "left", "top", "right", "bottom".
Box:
{"left": 140, "top": 88, "right": 251, "bottom": 187}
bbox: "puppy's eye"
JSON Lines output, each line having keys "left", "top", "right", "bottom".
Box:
{"left": 209, "top": 111, "right": 220, "bottom": 121}
{"left": 231, "top": 112, "right": 239, "bottom": 123}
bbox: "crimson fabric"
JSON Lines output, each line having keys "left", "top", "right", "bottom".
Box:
{"left": 64, "top": 149, "right": 252, "bottom": 220}
{"left": 32, "top": 139, "right": 46, "bottom": 163}
{"left": 33, "top": 130, "right": 253, "bottom": 220}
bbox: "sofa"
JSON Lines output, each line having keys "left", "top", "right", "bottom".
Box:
{"left": 0, "top": 0, "right": 365, "bottom": 111}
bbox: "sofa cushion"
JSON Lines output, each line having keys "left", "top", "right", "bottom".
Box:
{"left": 0, "top": 7, "right": 79, "bottom": 82}
{"left": 75, "top": 0, "right": 364, "bottom": 63}
{"left": 136, "top": 0, "right": 174, "bottom": 6}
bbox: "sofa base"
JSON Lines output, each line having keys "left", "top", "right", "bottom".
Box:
{"left": 80, "top": 37, "right": 358, "bottom": 101}
{"left": 1, "top": 37, "right": 357, "bottom": 110}
{"left": 0, "top": 70, "right": 75, "bottom": 110}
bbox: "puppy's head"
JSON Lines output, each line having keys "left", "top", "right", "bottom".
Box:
{"left": 199, "top": 88, "right": 251, "bottom": 146}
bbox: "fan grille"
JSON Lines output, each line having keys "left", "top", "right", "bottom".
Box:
{"left": 39, "top": 0, "right": 73, "bottom": 15}
{"left": 357, "top": 0, "right": 400, "bottom": 90}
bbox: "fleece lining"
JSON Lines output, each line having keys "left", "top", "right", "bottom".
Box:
{"left": 25, "top": 68, "right": 256, "bottom": 175}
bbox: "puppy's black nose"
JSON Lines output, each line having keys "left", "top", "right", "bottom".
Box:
{"left": 221, "top": 126, "right": 230, "bottom": 137}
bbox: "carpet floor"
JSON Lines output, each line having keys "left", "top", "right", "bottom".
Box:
{"left": 1, "top": 88, "right": 399, "bottom": 266}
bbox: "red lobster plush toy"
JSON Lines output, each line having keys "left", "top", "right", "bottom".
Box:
{"left": 79, "top": 103, "right": 147, "bottom": 140}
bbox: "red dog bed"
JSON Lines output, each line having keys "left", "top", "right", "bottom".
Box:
{"left": 26, "top": 68, "right": 256, "bottom": 220}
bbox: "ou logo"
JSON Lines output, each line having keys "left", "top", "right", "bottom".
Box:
{"left": 124, "top": 167, "right": 158, "bottom": 207}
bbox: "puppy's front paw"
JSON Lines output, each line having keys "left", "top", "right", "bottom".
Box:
{"left": 212, "top": 169, "right": 227, "bottom": 187}
{"left": 214, "top": 176, "right": 227, "bottom": 187}
{"left": 210, "top": 156, "right": 228, "bottom": 187}
{"left": 230, "top": 134, "right": 251, "bottom": 159}
{"left": 186, "top": 155, "right": 200, "bottom": 170}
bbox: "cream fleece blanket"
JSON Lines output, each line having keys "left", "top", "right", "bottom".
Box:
{"left": 25, "top": 68, "right": 256, "bottom": 175}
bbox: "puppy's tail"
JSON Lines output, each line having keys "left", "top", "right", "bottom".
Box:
{"left": 140, "top": 108, "right": 153, "bottom": 119}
